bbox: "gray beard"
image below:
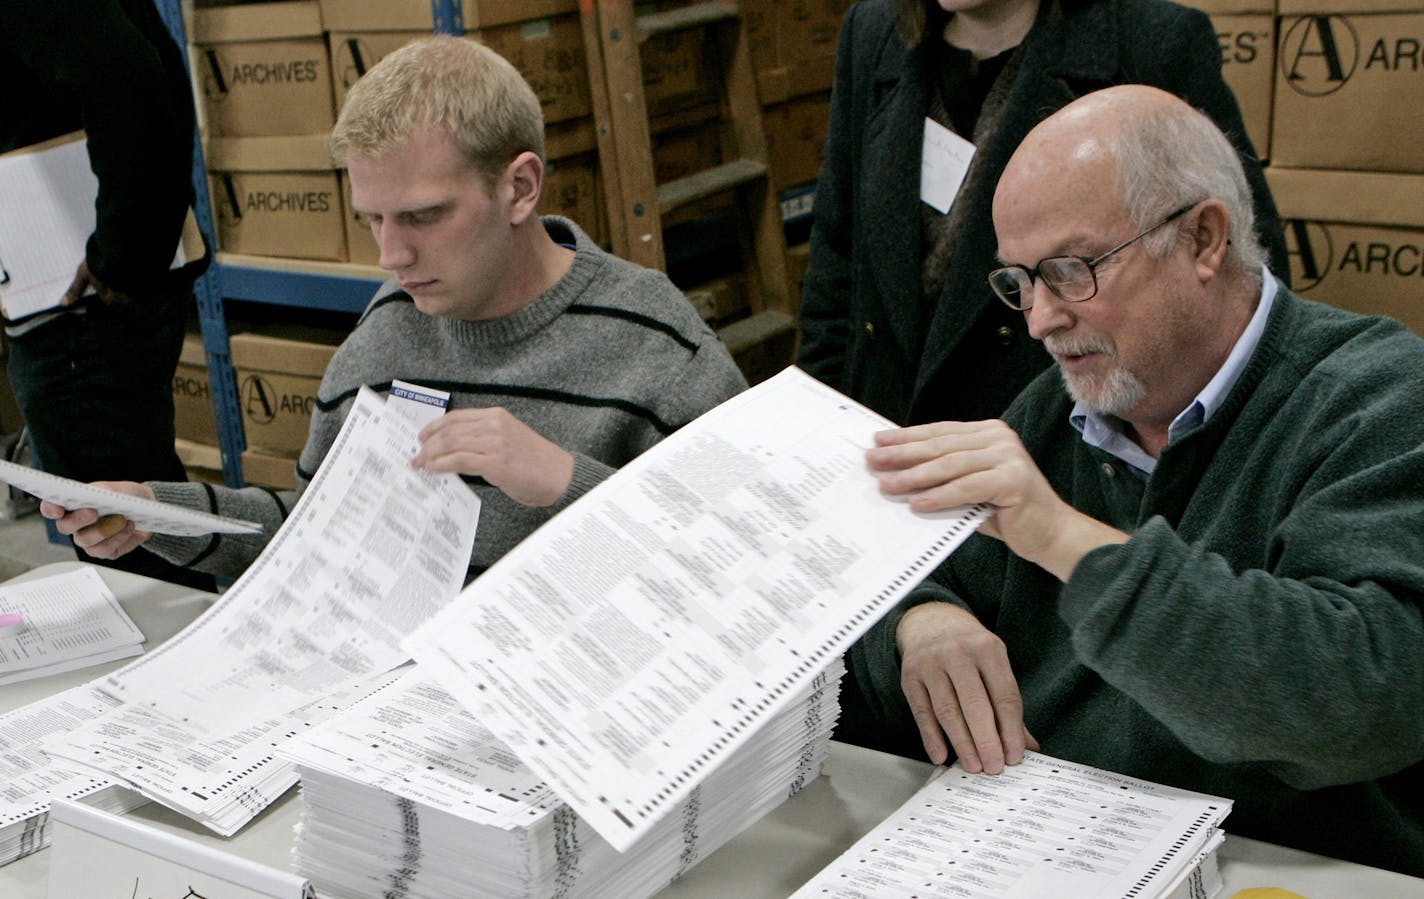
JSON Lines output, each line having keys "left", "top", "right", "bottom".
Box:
{"left": 1058, "top": 362, "right": 1147, "bottom": 417}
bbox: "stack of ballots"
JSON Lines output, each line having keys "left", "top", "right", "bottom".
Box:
{"left": 279, "top": 658, "right": 842, "bottom": 898}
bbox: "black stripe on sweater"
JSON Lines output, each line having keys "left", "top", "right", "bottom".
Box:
{"left": 317, "top": 381, "right": 676, "bottom": 434}
{"left": 565, "top": 303, "right": 699, "bottom": 353}
{"left": 358, "top": 291, "right": 413, "bottom": 324}
{"left": 185, "top": 482, "right": 222, "bottom": 568}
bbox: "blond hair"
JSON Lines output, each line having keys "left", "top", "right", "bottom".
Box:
{"left": 330, "top": 36, "right": 544, "bottom": 181}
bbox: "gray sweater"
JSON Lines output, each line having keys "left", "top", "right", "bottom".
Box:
{"left": 147, "top": 217, "right": 747, "bottom": 579}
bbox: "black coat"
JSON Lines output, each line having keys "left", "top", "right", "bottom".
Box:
{"left": 0, "top": 0, "right": 199, "bottom": 295}
{"left": 797, "top": 0, "right": 1289, "bottom": 426}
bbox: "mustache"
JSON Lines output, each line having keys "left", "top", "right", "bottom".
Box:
{"left": 1043, "top": 334, "right": 1115, "bottom": 358}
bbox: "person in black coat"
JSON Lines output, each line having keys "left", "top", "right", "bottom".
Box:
{"left": 798, "top": 0, "right": 1288, "bottom": 430}
{"left": 799, "top": 0, "right": 1288, "bottom": 756}
{"left": 0, "top": 0, "right": 213, "bottom": 591}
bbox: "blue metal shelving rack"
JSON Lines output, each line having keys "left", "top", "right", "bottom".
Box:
{"left": 154, "top": 0, "right": 463, "bottom": 486}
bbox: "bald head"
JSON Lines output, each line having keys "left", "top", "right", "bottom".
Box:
{"left": 994, "top": 85, "right": 1265, "bottom": 283}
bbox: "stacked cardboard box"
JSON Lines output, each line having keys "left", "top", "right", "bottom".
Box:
{"left": 1180, "top": 0, "right": 1277, "bottom": 161}
{"left": 1266, "top": 0, "right": 1424, "bottom": 334}
{"left": 194, "top": 2, "right": 348, "bottom": 262}
{"left": 319, "top": 0, "right": 717, "bottom": 263}
{"left": 228, "top": 326, "right": 345, "bottom": 489}
{"left": 173, "top": 332, "right": 219, "bottom": 448}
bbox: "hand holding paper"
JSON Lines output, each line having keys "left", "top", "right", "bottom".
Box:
{"left": 0, "top": 459, "right": 259, "bottom": 539}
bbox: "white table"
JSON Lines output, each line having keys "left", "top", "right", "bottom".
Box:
{"left": 4, "top": 561, "right": 1423, "bottom": 898}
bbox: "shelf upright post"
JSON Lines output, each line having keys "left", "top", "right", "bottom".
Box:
{"left": 155, "top": 0, "right": 247, "bottom": 487}
{"left": 430, "top": 0, "right": 465, "bottom": 35}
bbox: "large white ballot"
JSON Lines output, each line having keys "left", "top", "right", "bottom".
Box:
{"left": 789, "top": 752, "right": 1232, "bottom": 899}
{"left": 405, "top": 367, "right": 991, "bottom": 852}
{"left": 42, "top": 388, "right": 481, "bottom": 835}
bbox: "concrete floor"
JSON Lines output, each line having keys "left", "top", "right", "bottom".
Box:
{"left": 0, "top": 508, "right": 74, "bottom": 582}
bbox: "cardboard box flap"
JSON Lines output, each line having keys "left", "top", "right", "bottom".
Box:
{"left": 241, "top": 448, "right": 300, "bottom": 490}
{"left": 318, "top": 0, "right": 574, "bottom": 31}
{"left": 175, "top": 438, "right": 224, "bottom": 471}
{"left": 1178, "top": 0, "right": 1273, "bottom": 14}
{"left": 206, "top": 135, "right": 335, "bottom": 172}
{"left": 179, "top": 332, "right": 208, "bottom": 368}
{"left": 193, "top": 1, "right": 323, "bottom": 43}
{"left": 230, "top": 329, "right": 343, "bottom": 377}
{"left": 1277, "top": 0, "right": 1419, "bottom": 13}
{"left": 1266, "top": 167, "right": 1424, "bottom": 229}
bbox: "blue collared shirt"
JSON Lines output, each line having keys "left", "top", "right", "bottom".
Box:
{"left": 1068, "top": 267, "right": 1278, "bottom": 478}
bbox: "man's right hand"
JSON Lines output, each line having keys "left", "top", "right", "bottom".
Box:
{"left": 897, "top": 601, "right": 1038, "bottom": 772}
{"left": 40, "top": 481, "right": 156, "bottom": 560}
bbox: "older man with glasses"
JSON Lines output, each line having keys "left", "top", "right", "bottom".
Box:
{"left": 845, "top": 84, "right": 1424, "bottom": 877}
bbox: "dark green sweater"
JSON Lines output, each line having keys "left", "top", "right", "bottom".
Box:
{"left": 852, "top": 285, "right": 1424, "bottom": 876}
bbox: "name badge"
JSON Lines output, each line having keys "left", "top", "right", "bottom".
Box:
{"left": 388, "top": 378, "right": 451, "bottom": 431}
{"left": 46, "top": 799, "right": 313, "bottom": 899}
{"left": 921, "top": 117, "right": 976, "bottom": 214}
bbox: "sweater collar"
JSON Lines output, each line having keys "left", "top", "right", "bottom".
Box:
{"left": 407, "top": 216, "right": 604, "bottom": 347}
{"left": 1069, "top": 268, "right": 1278, "bottom": 476}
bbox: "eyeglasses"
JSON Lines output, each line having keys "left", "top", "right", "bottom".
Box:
{"left": 987, "top": 201, "right": 1199, "bottom": 311}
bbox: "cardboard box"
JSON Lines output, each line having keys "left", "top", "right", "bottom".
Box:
{"left": 241, "top": 447, "right": 300, "bottom": 490}
{"left": 1267, "top": 166, "right": 1424, "bottom": 335}
{"left": 192, "top": 1, "right": 335, "bottom": 137}
{"left": 229, "top": 327, "right": 345, "bottom": 454}
{"left": 541, "top": 153, "right": 604, "bottom": 245}
{"left": 764, "top": 91, "right": 831, "bottom": 193}
{"left": 777, "top": 0, "right": 846, "bottom": 71}
{"left": 639, "top": 25, "right": 715, "bottom": 115}
{"left": 207, "top": 135, "right": 347, "bottom": 261}
{"left": 317, "top": 0, "right": 575, "bottom": 31}
{"left": 173, "top": 332, "right": 219, "bottom": 445}
{"left": 174, "top": 438, "right": 226, "bottom": 486}
{"left": 753, "top": 0, "right": 848, "bottom": 104}
{"left": 338, "top": 170, "right": 378, "bottom": 265}
{"left": 327, "top": 30, "right": 450, "bottom": 111}
{"left": 325, "top": 16, "right": 591, "bottom": 124}
{"left": 1179, "top": 0, "right": 1276, "bottom": 160}
{"left": 1272, "top": 4, "right": 1424, "bottom": 173}
{"left": 480, "top": 15, "right": 593, "bottom": 124}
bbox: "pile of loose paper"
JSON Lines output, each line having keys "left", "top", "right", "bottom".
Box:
{"left": 789, "top": 751, "right": 1232, "bottom": 899}
{"left": 281, "top": 659, "right": 842, "bottom": 899}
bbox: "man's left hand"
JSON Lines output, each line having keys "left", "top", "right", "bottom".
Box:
{"left": 868, "top": 420, "right": 1128, "bottom": 581}
{"left": 412, "top": 407, "right": 575, "bottom": 507}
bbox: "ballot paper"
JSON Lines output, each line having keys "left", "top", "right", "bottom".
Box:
{"left": 0, "top": 459, "right": 259, "bottom": 536}
{"left": 280, "top": 659, "right": 841, "bottom": 899}
{"left": 405, "top": 366, "right": 992, "bottom": 852}
{"left": 790, "top": 752, "right": 1232, "bottom": 899}
{"left": 42, "top": 388, "right": 481, "bottom": 835}
{"left": 0, "top": 684, "right": 148, "bottom": 866}
{"left": 0, "top": 566, "right": 144, "bottom": 685}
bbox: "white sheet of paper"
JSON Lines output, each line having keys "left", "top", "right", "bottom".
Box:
{"left": 0, "top": 459, "right": 260, "bottom": 536}
{"left": 0, "top": 134, "right": 188, "bottom": 320}
{"left": 789, "top": 752, "right": 1232, "bottom": 898}
{"left": 0, "top": 685, "right": 125, "bottom": 838}
{"left": 0, "top": 567, "right": 144, "bottom": 685}
{"left": 405, "top": 367, "right": 990, "bottom": 851}
{"left": 42, "top": 388, "right": 481, "bottom": 835}
{"left": 920, "top": 117, "right": 976, "bottom": 214}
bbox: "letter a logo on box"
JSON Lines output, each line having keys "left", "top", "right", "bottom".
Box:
{"left": 1281, "top": 15, "right": 1359, "bottom": 97}
{"left": 1285, "top": 219, "right": 1334, "bottom": 292}
{"left": 242, "top": 374, "right": 279, "bottom": 425}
